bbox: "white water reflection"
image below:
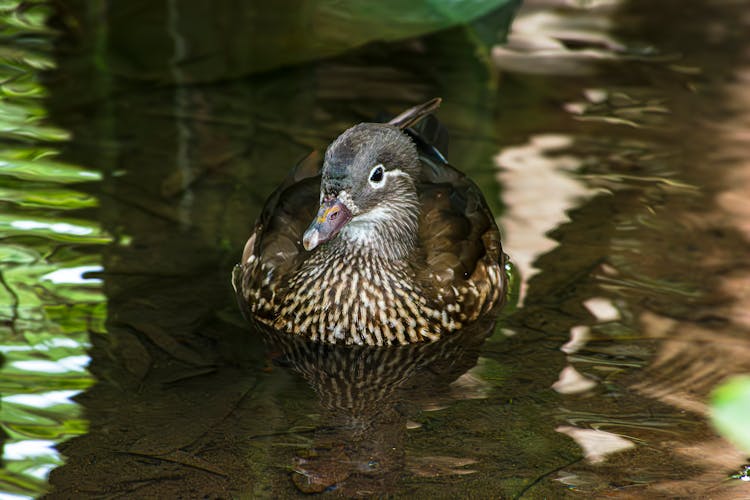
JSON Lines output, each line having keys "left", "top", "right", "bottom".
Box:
{"left": 3, "top": 390, "right": 82, "bottom": 409}
{"left": 556, "top": 426, "right": 635, "bottom": 463}
{"left": 492, "top": 0, "right": 630, "bottom": 76}
{"left": 552, "top": 365, "right": 597, "bottom": 394}
{"left": 561, "top": 325, "right": 590, "bottom": 354}
{"left": 0, "top": 492, "right": 34, "bottom": 500}
{"left": 583, "top": 297, "right": 621, "bottom": 322}
{"left": 9, "top": 220, "right": 94, "bottom": 236}
{"left": 0, "top": 337, "right": 88, "bottom": 353}
{"left": 495, "top": 134, "right": 597, "bottom": 304}
{"left": 41, "top": 265, "right": 103, "bottom": 284}
{"left": 11, "top": 356, "right": 90, "bottom": 374}
{"left": 3, "top": 441, "right": 59, "bottom": 461}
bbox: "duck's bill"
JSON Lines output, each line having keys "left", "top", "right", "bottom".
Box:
{"left": 302, "top": 197, "right": 352, "bottom": 251}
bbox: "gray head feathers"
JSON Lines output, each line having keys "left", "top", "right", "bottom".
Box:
{"left": 322, "top": 124, "right": 419, "bottom": 196}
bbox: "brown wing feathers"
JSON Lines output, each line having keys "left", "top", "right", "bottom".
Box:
{"left": 240, "top": 98, "right": 506, "bottom": 342}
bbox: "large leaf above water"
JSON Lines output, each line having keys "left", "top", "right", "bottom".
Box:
{"left": 65, "top": 0, "right": 518, "bottom": 83}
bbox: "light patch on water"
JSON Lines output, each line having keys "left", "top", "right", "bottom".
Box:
{"left": 20, "top": 464, "right": 56, "bottom": 481}
{"left": 552, "top": 365, "right": 597, "bottom": 394}
{"left": 495, "top": 134, "right": 598, "bottom": 304}
{"left": 47, "top": 337, "right": 89, "bottom": 348}
{"left": 11, "top": 355, "right": 90, "bottom": 374}
{"left": 556, "top": 425, "right": 635, "bottom": 463}
{"left": 10, "top": 220, "right": 93, "bottom": 236}
{"left": 583, "top": 297, "right": 621, "bottom": 322}
{"left": 0, "top": 344, "right": 35, "bottom": 353}
{"left": 3, "top": 440, "right": 59, "bottom": 461}
{"left": 562, "top": 325, "right": 591, "bottom": 354}
{"left": 0, "top": 492, "right": 34, "bottom": 500}
{"left": 41, "top": 265, "right": 102, "bottom": 284}
{"left": 584, "top": 88, "right": 608, "bottom": 103}
{"left": 0, "top": 337, "right": 88, "bottom": 353}
{"left": 3, "top": 390, "right": 82, "bottom": 409}
{"left": 492, "top": 3, "right": 628, "bottom": 76}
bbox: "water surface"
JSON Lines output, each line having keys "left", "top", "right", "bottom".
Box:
{"left": 2, "top": 0, "right": 750, "bottom": 497}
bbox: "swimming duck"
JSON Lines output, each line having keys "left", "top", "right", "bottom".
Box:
{"left": 235, "top": 98, "right": 506, "bottom": 345}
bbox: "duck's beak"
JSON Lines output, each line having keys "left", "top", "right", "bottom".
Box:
{"left": 302, "top": 196, "right": 353, "bottom": 251}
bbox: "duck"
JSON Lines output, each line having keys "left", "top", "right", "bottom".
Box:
{"left": 234, "top": 98, "right": 507, "bottom": 346}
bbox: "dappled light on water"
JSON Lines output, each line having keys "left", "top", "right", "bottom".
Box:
{"left": 1, "top": 0, "right": 750, "bottom": 498}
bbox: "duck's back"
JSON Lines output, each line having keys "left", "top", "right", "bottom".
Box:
{"left": 411, "top": 123, "right": 506, "bottom": 325}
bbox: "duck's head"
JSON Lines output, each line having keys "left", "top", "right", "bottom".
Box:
{"left": 302, "top": 123, "right": 422, "bottom": 253}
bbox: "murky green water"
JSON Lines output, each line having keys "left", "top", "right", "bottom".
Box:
{"left": 2, "top": 0, "right": 750, "bottom": 497}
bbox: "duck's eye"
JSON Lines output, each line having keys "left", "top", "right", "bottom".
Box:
{"left": 368, "top": 164, "right": 385, "bottom": 188}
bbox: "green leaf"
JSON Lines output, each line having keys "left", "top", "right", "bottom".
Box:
{"left": 0, "top": 151, "right": 100, "bottom": 183}
{"left": 89, "top": 0, "right": 518, "bottom": 82}
{"left": 710, "top": 375, "right": 750, "bottom": 453}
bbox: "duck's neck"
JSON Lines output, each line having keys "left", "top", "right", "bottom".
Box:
{"left": 336, "top": 197, "right": 420, "bottom": 261}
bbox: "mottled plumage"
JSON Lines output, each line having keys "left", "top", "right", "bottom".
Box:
{"left": 234, "top": 98, "right": 507, "bottom": 345}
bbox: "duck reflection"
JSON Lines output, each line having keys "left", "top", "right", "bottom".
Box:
{"left": 248, "top": 310, "right": 498, "bottom": 495}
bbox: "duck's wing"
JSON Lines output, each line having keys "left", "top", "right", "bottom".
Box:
{"left": 406, "top": 114, "right": 449, "bottom": 164}
{"left": 416, "top": 145, "right": 506, "bottom": 323}
{"left": 388, "top": 98, "right": 442, "bottom": 130}
{"left": 240, "top": 152, "right": 321, "bottom": 292}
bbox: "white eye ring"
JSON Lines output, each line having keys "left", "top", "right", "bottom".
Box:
{"left": 368, "top": 164, "right": 385, "bottom": 189}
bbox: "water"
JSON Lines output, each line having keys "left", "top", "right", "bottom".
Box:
{"left": 1, "top": 0, "right": 750, "bottom": 497}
